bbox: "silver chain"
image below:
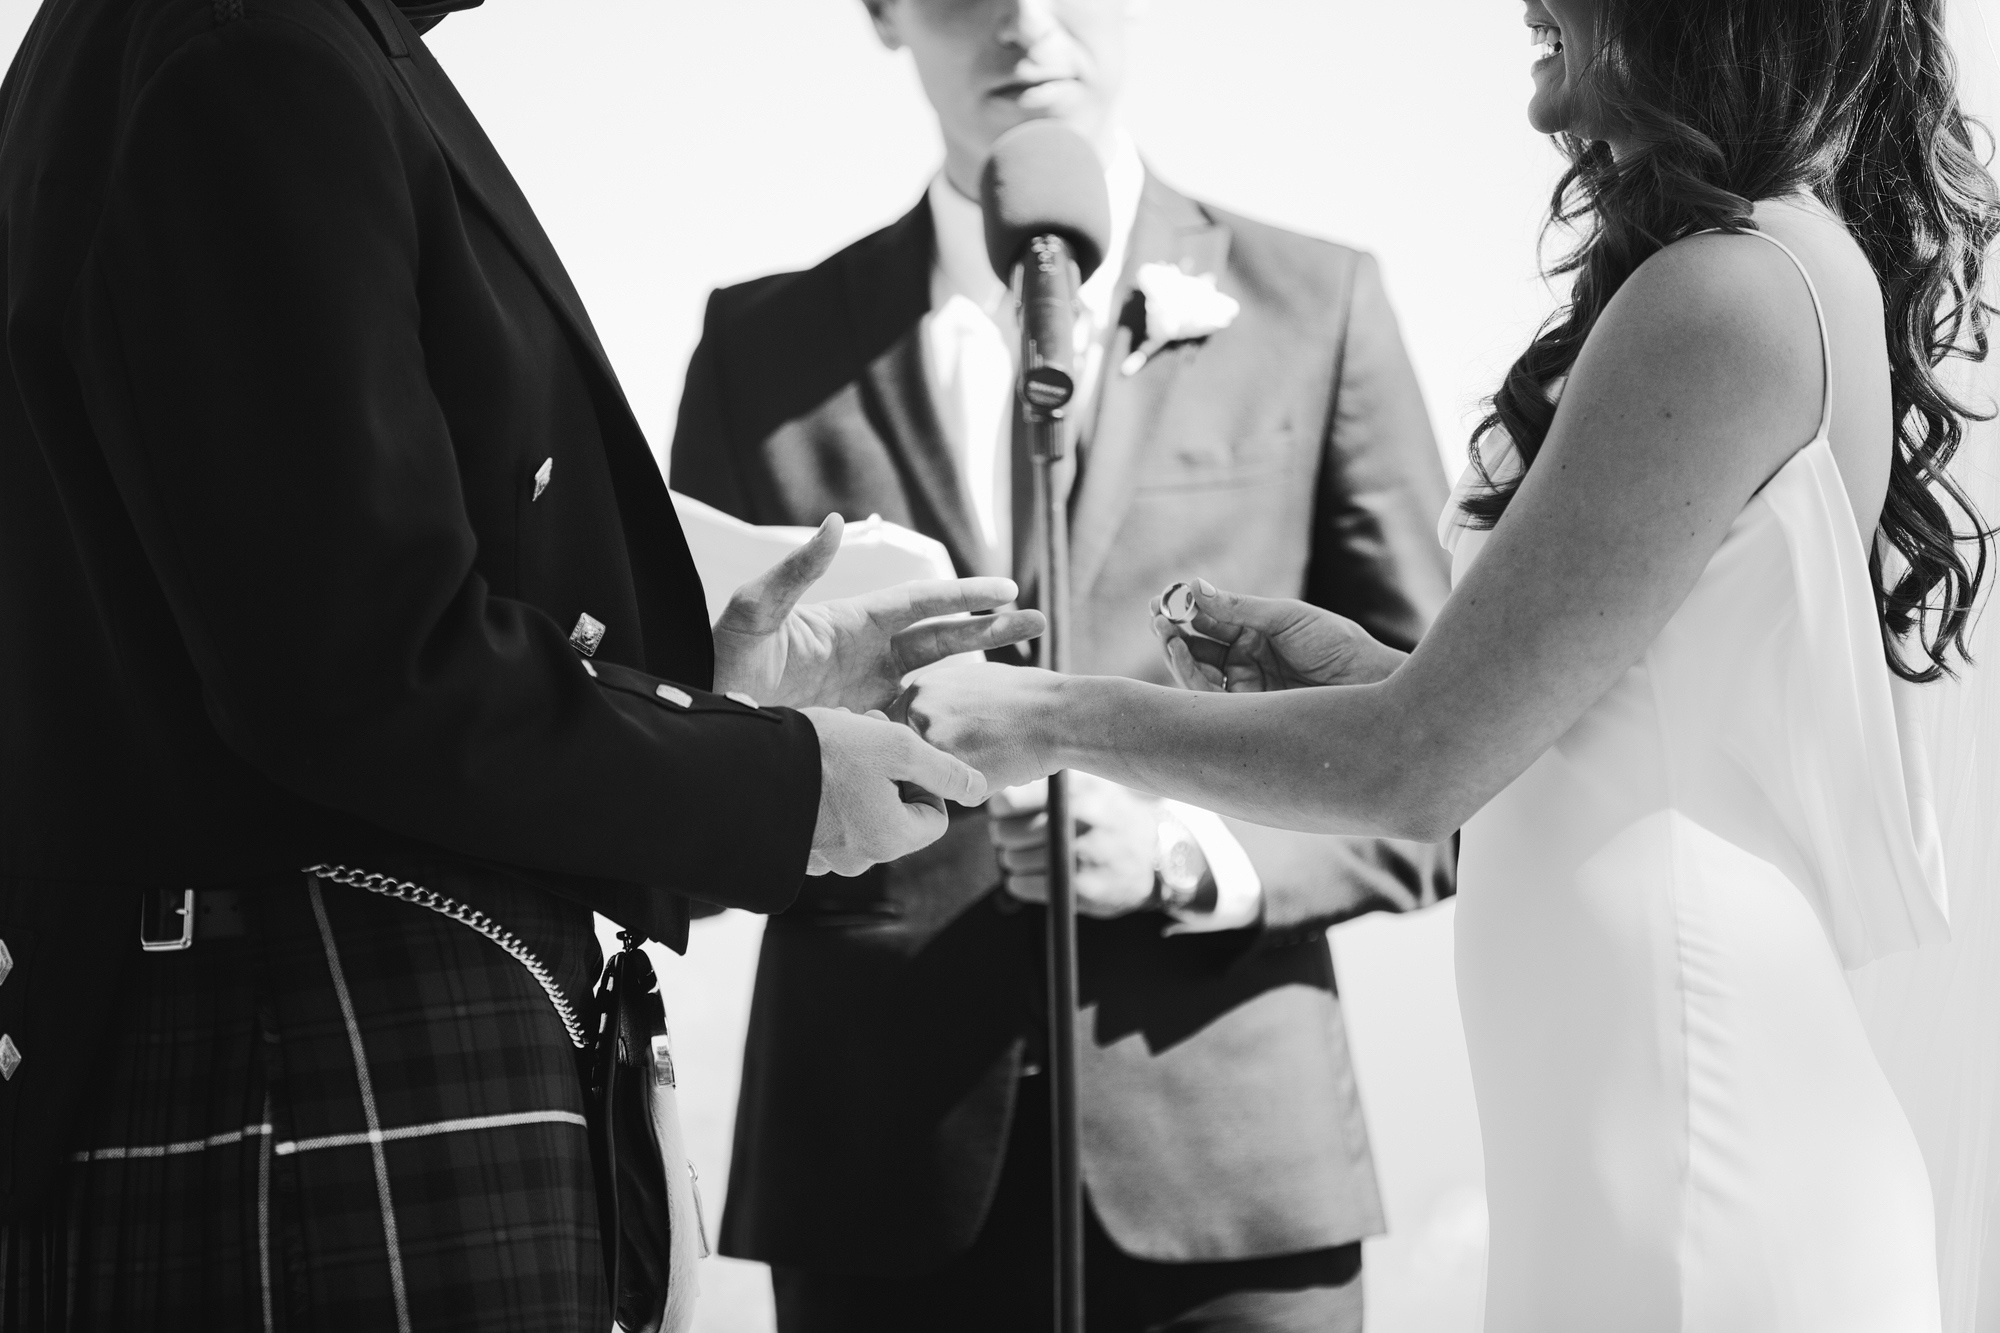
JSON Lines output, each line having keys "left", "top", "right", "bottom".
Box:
{"left": 302, "top": 863, "right": 591, "bottom": 1050}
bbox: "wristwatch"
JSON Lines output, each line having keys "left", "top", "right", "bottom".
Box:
{"left": 1154, "top": 817, "right": 1217, "bottom": 916}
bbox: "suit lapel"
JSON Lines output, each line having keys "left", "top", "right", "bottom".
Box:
{"left": 1070, "top": 177, "right": 1231, "bottom": 601}
{"left": 842, "top": 203, "right": 992, "bottom": 578}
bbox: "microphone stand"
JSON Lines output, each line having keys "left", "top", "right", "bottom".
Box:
{"left": 1015, "top": 233, "right": 1086, "bottom": 1333}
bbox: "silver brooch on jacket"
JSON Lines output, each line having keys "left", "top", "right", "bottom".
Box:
{"left": 570, "top": 613, "right": 606, "bottom": 657}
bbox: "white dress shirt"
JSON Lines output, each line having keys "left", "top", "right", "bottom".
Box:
{"left": 919, "top": 132, "right": 1261, "bottom": 933}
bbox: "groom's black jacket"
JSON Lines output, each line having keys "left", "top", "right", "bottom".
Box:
{"left": 0, "top": 0, "right": 819, "bottom": 1206}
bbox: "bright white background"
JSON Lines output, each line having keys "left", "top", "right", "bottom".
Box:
{"left": 417, "top": 1, "right": 1566, "bottom": 473}
{"left": 4, "top": 1, "right": 1993, "bottom": 1329}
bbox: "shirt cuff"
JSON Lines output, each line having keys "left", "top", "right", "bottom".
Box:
{"left": 1160, "top": 800, "right": 1264, "bottom": 934}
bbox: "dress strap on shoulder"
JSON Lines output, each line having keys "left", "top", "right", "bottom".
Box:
{"left": 1708, "top": 227, "right": 1837, "bottom": 442}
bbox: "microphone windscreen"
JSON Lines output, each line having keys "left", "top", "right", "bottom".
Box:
{"left": 978, "top": 122, "right": 1113, "bottom": 284}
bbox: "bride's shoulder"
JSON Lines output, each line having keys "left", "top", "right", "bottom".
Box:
{"left": 1611, "top": 201, "right": 1873, "bottom": 340}
{"left": 1612, "top": 227, "right": 1816, "bottom": 326}
{"left": 1588, "top": 229, "right": 1825, "bottom": 385}
{"left": 1563, "top": 231, "right": 1827, "bottom": 473}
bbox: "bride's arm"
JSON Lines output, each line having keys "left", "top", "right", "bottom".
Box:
{"left": 907, "top": 234, "right": 1833, "bottom": 839}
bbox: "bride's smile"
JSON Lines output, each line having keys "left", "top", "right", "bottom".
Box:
{"left": 1524, "top": 0, "right": 1605, "bottom": 140}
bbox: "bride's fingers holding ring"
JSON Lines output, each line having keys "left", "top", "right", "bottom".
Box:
{"left": 1181, "top": 579, "right": 1260, "bottom": 645}
{"left": 1163, "top": 636, "right": 1201, "bottom": 689}
{"left": 1155, "top": 611, "right": 1230, "bottom": 692}
{"left": 1165, "top": 635, "right": 1226, "bottom": 692}
{"left": 1225, "top": 661, "right": 1267, "bottom": 693}
{"left": 1154, "top": 617, "right": 1199, "bottom": 686}
{"left": 1152, "top": 611, "right": 1201, "bottom": 654}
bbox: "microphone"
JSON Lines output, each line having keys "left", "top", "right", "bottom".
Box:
{"left": 978, "top": 122, "right": 1114, "bottom": 427}
{"left": 976, "top": 121, "right": 1112, "bottom": 1333}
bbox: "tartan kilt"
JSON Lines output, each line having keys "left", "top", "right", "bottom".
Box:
{"left": 0, "top": 871, "right": 610, "bottom": 1332}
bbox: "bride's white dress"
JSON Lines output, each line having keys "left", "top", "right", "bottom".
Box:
{"left": 1442, "top": 229, "right": 1951, "bottom": 1332}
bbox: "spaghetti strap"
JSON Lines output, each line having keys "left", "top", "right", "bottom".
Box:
{"left": 1724, "top": 227, "right": 1837, "bottom": 442}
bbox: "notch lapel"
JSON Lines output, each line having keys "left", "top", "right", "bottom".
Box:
{"left": 841, "top": 205, "right": 991, "bottom": 578}
{"left": 1070, "top": 177, "right": 1232, "bottom": 600}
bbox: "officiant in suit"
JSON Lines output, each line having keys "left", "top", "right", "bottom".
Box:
{"left": 668, "top": 1, "right": 1456, "bottom": 1329}
{"left": 0, "top": 0, "right": 1037, "bottom": 1326}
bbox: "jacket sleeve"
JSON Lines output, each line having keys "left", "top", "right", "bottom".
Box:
{"left": 1234, "top": 251, "right": 1459, "bottom": 942}
{"left": 63, "top": 17, "right": 817, "bottom": 912}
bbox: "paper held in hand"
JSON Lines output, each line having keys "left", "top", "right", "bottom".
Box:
{"left": 670, "top": 491, "right": 960, "bottom": 624}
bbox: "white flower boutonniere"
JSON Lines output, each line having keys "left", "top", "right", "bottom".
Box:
{"left": 1121, "top": 262, "right": 1241, "bottom": 376}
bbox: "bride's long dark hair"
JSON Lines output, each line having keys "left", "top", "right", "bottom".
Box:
{"left": 1464, "top": 0, "right": 2000, "bottom": 681}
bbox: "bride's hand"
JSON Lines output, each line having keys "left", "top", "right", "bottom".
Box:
{"left": 895, "top": 660, "right": 1066, "bottom": 793}
{"left": 1152, "top": 578, "right": 1405, "bottom": 693}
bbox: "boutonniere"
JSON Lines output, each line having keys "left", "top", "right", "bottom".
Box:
{"left": 1120, "top": 262, "right": 1241, "bottom": 376}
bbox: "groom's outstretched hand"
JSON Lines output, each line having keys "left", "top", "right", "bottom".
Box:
{"left": 1152, "top": 578, "right": 1406, "bottom": 693}
{"left": 712, "top": 514, "right": 1046, "bottom": 714}
{"left": 804, "top": 707, "right": 988, "bottom": 877}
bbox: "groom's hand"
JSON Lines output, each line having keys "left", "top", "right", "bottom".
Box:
{"left": 804, "top": 706, "right": 988, "bottom": 877}
{"left": 711, "top": 515, "right": 1046, "bottom": 714}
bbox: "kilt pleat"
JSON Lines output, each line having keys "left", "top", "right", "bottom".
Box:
{"left": 1, "top": 873, "right": 610, "bottom": 1332}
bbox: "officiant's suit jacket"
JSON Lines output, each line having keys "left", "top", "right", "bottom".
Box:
{"left": 671, "top": 177, "right": 1457, "bottom": 1269}
{"left": 0, "top": 0, "right": 819, "bottom": 1210}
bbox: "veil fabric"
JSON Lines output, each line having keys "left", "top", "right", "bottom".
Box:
{"left": 1848, "top": 8, "right": 2000, "bottom": 1328}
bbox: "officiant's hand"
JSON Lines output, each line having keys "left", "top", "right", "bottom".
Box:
{"left": 711, "top": 514, "right": 1045, "bottom": 714}
{"left": 1151, "top": 579, "right": 1405, "bottom": 694}
{"left": 988, "top": 773, "right": 1165, "bottom": 919}
{"left": 804, "top": 706, "right": 988, "bottom": 877}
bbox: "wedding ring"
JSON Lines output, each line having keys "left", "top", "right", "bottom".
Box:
{"left": 1161, "top": 582, "right": 1198, "bottom": 626}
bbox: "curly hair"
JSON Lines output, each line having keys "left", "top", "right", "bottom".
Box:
{"left": 1464, "top": 0, "right": 2000, "bottom": 681}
